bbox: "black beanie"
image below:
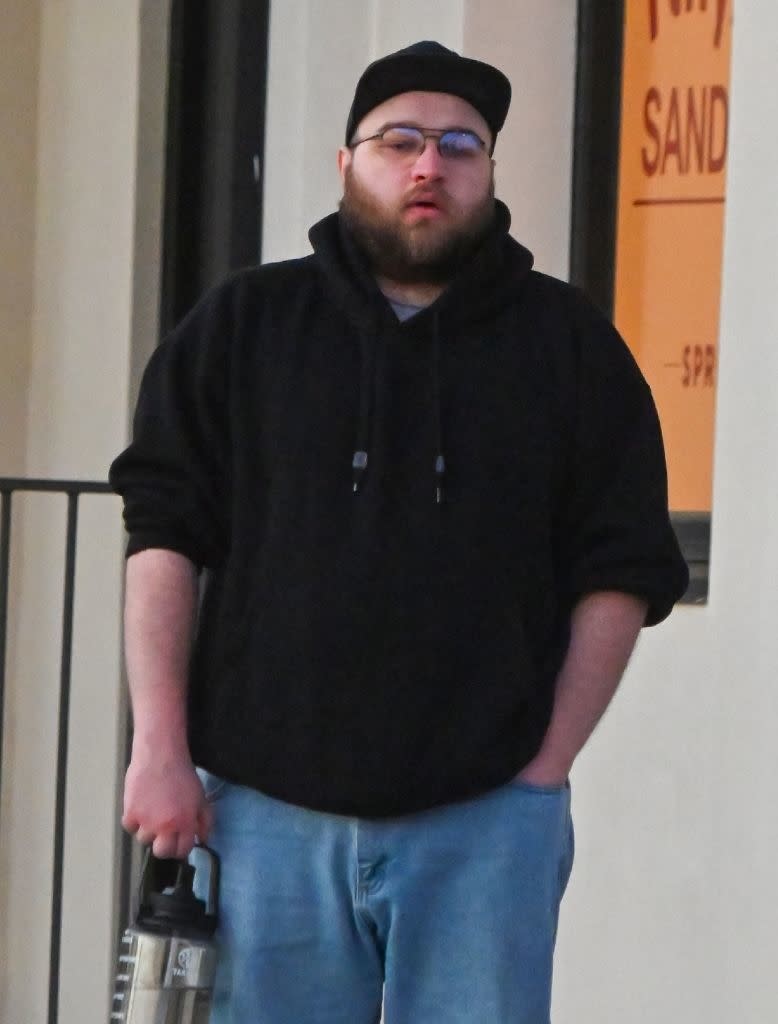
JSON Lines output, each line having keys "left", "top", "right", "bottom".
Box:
{"left": 345, "top": 41, "right": 512, "bottom": 149}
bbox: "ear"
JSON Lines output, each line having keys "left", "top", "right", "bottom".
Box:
{"left": 337, "top": 146, "right": 352, "bottom": 183}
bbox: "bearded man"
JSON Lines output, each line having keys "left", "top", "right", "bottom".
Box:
{"left": 110, "top": 41, "right": 688, "bottom": 1024}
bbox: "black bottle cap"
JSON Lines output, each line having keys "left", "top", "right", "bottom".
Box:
{"left": 135, "top": 846, "right": 219, "bottom": 938}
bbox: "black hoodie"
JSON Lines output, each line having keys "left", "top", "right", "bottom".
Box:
{"left": 109, "top": 202, "right": 688, "bottom": 817}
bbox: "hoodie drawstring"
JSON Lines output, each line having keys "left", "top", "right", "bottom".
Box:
{"left": 352, "top": 311, "right": 446, "bottom": 504}
{"left": 432, "top": 312, "right": 446, "bottom": 504}
{"left": 352, "top": 331, "right": 374, "bottom": 493}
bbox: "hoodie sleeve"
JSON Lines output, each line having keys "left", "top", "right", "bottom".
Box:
{"left": 561, "top": 292, "right": 689, "bottom": 625}
{"left": 109, "top": 281, "right": 235, "bottom": 569}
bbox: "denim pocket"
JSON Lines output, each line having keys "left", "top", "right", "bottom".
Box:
{"left": 196, "top": 767, "right": 229, "bottom": 802}
{"left": 510, "top": 778, "right": 569, "bottom": 796}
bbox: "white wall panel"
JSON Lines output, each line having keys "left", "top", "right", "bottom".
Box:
{"left": 373, "top": 0, "right": 465, "bottom": 58}
{"left": 263, "top": 0, "right": 373, "bottom": 262}
{"left": 464, "top": 1, "right": 577, "bottom": 279}
{"left": 263, "top": 0, "right": 466, "bottom": 264}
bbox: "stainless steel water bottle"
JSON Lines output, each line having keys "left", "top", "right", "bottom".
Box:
{"left": 109, "top": 844, "right": 220, "bottom": 1024}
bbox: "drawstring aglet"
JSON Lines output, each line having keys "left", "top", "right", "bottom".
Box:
{"left": 434, "top": 453, "right": 446, "bottom": 505}
{"left": 352, "top": 450, "right": 368, "bottom": 494}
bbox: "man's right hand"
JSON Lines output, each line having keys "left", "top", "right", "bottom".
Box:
{"left": 122, "top": 754, "right": 213, "bottom": 860}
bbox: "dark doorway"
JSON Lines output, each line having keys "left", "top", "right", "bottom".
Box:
{"left": 160, "top": 0, "right": 270, "bottom": 334}
{"left": 569, "top": 0, "right": 625, "bottom": 318}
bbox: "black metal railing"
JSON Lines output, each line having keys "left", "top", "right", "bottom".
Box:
{"left": 0, "top": 477, "right": 123, "bottom": 1024}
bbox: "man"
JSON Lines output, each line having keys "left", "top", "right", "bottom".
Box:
{"left": 110, "top": 41, "right": 688, "bottom": 1024}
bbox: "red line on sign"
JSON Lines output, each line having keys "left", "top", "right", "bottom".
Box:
{"left": 634, "top": 197, "right": 726, "bottom": 207}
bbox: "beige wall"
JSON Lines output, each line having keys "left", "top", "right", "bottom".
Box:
{"left": 0, "top": 2, "right": 169, "bottom": 1023}
{"left": 0, "top": 2, "right": 39, "bottom": 475}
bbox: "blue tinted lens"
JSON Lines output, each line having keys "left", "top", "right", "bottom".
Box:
{"left": 439, "top": 131, "right": 482, "bottom": 157}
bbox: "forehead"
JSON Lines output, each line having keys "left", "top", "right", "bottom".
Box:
{"left": 356, "top": 90, "right": 490, "bottom": 139}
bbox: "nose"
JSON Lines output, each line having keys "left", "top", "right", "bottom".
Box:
{"left": 410, "top": 139, "right": 445, "bottom": 181}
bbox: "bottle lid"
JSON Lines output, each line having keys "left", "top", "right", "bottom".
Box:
{"left": 135, "top": 846, "right": 219, "bottom": 938}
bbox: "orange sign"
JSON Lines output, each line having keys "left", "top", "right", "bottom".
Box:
{"left": 613, "top": 0, "right": 733, "bottom": 512}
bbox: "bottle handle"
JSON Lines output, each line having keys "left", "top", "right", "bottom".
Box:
{"left": 189, "top": 842, "right": 220, "bottom": 917}
{"left": 136, "top": 842, "right": 220, "bottom": 924}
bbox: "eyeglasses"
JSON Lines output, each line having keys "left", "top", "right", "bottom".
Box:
{"left": 349, "top": 125, "right": 489, "bottom": 162}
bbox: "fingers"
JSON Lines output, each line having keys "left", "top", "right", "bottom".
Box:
{"left": 148, "top": 831, "right": 196, "bottom": 860}
{"left": 174, "top": 830, "right": 196, "bottom": 860}
{"left": 124, "top": 811, "right": 192, "bottom": 858}
{"left": 125, "top": 824, "right": 195, "bottom": 860}
{"left": 121, "top": 762, "right": 210, "bottom": 861}
{"left": 151, "top": 831, "right": 182, "bottom": 859}
{"left": 121, "top": 813, "right": 139, "bottom": 835}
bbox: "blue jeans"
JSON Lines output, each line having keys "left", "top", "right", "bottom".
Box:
{"left": 198, "top": 771, "right": 573, "bottom": 1024}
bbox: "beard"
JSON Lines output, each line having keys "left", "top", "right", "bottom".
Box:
{"left": 339, "top": 166, "right": 496, "bottom": 285}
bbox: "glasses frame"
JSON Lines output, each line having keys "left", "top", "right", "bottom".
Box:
{"left": 349, "top": 123, "right": 492, "bottom": 160}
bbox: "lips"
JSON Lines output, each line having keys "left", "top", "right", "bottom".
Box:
{"left": 404, "top": 203, "right": 444, "bottom": 222}
{"left": 405, "top": 192, "right": 445, "bottom": 212}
